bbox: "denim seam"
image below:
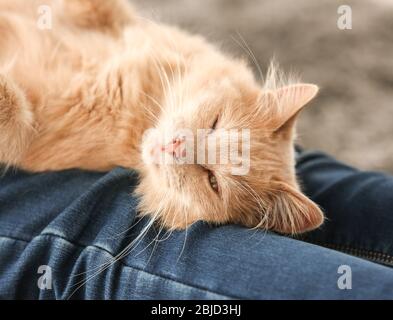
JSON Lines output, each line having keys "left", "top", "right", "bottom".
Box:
{"left": 0, "top": 234, "right": 241, "bottom": 300}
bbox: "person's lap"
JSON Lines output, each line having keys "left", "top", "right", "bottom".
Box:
{"left": 0, "top": 150, "right": 392, "bottom": 299}
{"left": 296, "top": 150, "right": 393, "bottom": 266}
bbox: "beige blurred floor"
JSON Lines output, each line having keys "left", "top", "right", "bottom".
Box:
{"left": 133, "top": 0, "right": 393, "bottom": 173}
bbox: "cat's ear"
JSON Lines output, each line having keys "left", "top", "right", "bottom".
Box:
{"left": 259, "top": 84, "right": 319, "bottom": 132}
{"left": 267, "top": 181, "right": 324, "bottom": 234}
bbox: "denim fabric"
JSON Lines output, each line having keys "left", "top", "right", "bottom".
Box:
{"left": 296, "top": 151, "right": 393, "bottom": 266}
{"left": 0, "top": 151, "right": 393, "bottom": 299}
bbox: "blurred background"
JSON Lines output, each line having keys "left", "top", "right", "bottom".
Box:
{"left": 133, "top": 0, "right": 393, "bottom": 173}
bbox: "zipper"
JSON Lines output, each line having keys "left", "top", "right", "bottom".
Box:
{"left": 304, "top": 240, "right": 393, "bottom": 267}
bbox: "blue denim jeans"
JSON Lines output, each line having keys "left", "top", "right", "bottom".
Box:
{"left": 0, "top": 150, "right": 393, "bottom": 299}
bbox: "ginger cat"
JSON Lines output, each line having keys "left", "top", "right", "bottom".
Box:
{"left": 0, "top": 0, "right": 323, "bottom": 234}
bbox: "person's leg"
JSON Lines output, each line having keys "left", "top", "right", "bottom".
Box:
{"left": 0, "top": 166, "right": 392, "bottom": 299}
{"left": 296, "top": 149, "right": 393, "bottom": 267}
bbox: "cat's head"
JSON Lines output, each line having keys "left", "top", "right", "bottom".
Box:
{"left": 137, "top": 61, "right": 324, "bottom": 234}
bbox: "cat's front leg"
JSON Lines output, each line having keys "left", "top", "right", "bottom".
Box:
{"left": 0, "top": 75, "right": 35, "bottom": 167}
{"left": 61, "top": 0, "right": 135, "bottom": 35}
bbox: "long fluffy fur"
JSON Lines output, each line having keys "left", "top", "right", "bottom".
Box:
{"left": 0, "top": 0, "right": 323, "bottom": 234}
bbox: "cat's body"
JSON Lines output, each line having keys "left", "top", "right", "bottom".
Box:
{"left": 1, "top": 0, "right": 184, "bottom": 171}
{"left": 0, "top": 0, "right": 324, "bottom": 234}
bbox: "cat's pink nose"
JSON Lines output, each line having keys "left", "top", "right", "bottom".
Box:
{"left": 161, "top": 138, "right": 186, "bottom": 158}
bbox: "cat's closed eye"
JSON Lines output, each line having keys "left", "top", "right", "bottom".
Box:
{"left": 208, "top": 170, "right": 219, "bottom": 193}
{"left": 211, "top": 116, "right": 219, "bottom": 131}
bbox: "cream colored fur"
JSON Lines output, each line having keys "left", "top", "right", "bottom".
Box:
{"left": 0, "top": 0, "right": 323, "bottom": 234}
